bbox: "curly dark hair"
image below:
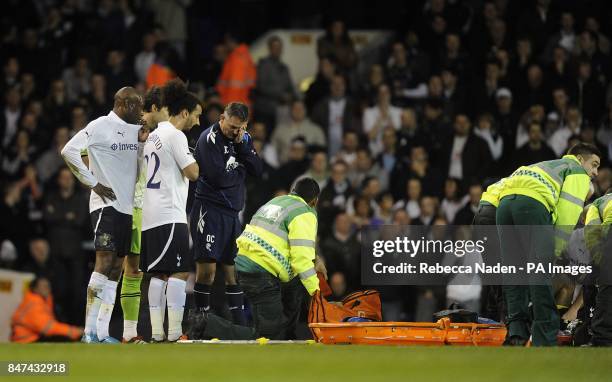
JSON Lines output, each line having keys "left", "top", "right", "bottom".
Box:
{"left": 162, "top": 78, "right": 201, "bottom": 117}
{"left": 143, "top": 85, "right": 164, "bottom": 112}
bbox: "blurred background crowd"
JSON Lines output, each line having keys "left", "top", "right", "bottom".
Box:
{"left": 1, "top": 0, "right": 612, "bottom": 324}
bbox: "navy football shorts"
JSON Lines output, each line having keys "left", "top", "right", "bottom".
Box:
{"left": 190, "top": 199, "right": 241, "bottom": 265}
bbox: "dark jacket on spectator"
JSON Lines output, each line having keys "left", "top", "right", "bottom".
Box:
{"left": 43, "top": 190, "right": 87, "bottom": 259}
{"left": 320, "top": 233, "right": 361, "bottom": 291}
{"left": 512, "top": 141, "right": 558, "bottom": 170}
{"left": 439, "top": 132, "right": 493, "bottom": 186}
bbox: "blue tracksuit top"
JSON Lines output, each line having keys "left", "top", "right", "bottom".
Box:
{"left": 194, "top": 122, "right": 263, "bottom": 214}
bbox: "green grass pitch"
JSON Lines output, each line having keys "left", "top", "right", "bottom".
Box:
{"left": 1, "top": 343, "right": 611, "bottom": 381}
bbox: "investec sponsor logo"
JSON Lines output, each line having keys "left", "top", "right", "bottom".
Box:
{"left": 111, "top": 142, "right": 139, "bottom": 151}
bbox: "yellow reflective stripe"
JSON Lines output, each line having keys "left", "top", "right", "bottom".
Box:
{"left": 559, "top": 191, "right": 584, "bottom": 207}
{"left": 240, "top": 231, "right": 294, "bottom": 278}
{"left": 534, "top": 163, "right": 563, "bottom": 185}
{"left": 250, "top": 218, "right": 288, "bottom": 240}
{"left": 250, "top": 200, "right": 305, "bottom": 241}
{"left": 299, "top": 267, "right": 316, "bottom": 280}
{"left": 289, "top": 239, "right": 315, "bottom": 248}
{"left": 279, "top": 201, "right": 308, "bottom": 221}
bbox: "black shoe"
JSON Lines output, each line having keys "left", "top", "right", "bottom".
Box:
{"left": 503, "top": 335, "right": 528, "bottom": 346}
{"left": 186, "top": 308, "right": 208, "bottom": 340}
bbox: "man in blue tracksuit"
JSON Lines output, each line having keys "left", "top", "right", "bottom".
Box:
{"left": 189, "top": 102, "right": 262, "bottom": 325}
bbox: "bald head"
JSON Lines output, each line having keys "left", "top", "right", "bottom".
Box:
{"left": 113, "top": 87, "right": 143, "bottom": 124}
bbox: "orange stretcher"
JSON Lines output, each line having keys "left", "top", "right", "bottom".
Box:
{"left": 309, "top": 317, "right": 507, "bottom": 346}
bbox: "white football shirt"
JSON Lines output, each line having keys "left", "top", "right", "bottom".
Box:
{"left": 142, "top": 121, "right": 196, "bottom": 230}
{"left": 61, "top": 111, "right": 141, "bottom": 215}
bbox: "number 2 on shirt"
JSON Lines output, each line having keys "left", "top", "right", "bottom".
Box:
{"left": 145, "top": 152, "right": 161, "bottom": 189}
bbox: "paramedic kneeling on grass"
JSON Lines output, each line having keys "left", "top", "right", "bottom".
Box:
{"left": 235, "top": 177, "right": 325, "bottom": 340}
{"left": 497, "top": 143, "right": 600, "bottom": 346}
{"left": 186, "top": 177, "right": 326, "bottom": 340}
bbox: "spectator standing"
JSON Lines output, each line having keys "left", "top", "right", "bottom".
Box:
{"left": 305, "top": 57, "right": 336, "bottom": 113}
{"left": 62, "top": 57, "right": 92, "bottom": 102}
{"left": 311, "top": 74, "right": 356, "bottom": 158}
{"left": 35, "top": 127, "right": 70, "bottom": 184}
{"left": 1, "top": 86, "right": 22, "bottom": 149}
{"left": 441, "top": 114, "right": 492, "bottom": 187}
{"left": 271, "top": 100, "right": 326, "bottom": 164}
{"left": 513, "top": 122, "right": 557, "bottom": 169}
{"left": 318, "top": 160, "right": 353, "bottom": 235}
{"left": 148, "top": 0, "right": 191, "bottom": 59}
{"left": 43, "top": 167, "right": 88, "bottom": 323}
{"left": 320, "top": 213, "right": 360, "bottom": 291}
{"left": 549, "top": 105, "right": 582, "bottom": 157}
{"left": 317, "top": 20, "right": 357, "bottom": 74}
{"left": 253, "top": 36, "right": 296, "bottom": 131}
{"left": 134, "top": 32, "right": 158, "bottom": 84}
{"left": 363, "top": 84, "right": 401, "bottom": 156}
{"left": 216, "top": 33, "right": 256, "bottom": 108}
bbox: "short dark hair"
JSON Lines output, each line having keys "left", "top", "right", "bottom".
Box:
{"left": 567, "top": 142, "right": 602, "bottom": 158}
{"left": 291, "top": 177, "right": 320, "bottom": 204}
{"left": 162, "top": 78, "right": 201, "bottom": 117}
{"left": 143, "top": 85, "right": 164, "bottom": 112}
{"left": 224, "top": 102, "right": 249, "bottom": 122}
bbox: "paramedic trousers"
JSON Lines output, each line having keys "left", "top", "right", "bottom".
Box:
{"left": 496, "top": 194, "right": 559, "bottom": 346}
{"left": 238, "top": 271, "right": 304, "bottom": 340}
{"left": 202, "top": 272, "right": 304, "bottom": 340}
{"left": 474, "top": 204, "right": 504, "bottom": 321}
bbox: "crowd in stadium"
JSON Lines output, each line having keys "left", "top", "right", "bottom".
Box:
{"left": 1, "top": 0, "right": 612, "bottom": 325}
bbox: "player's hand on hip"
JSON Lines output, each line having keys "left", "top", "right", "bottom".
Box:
{"left": 92, "top": 183, "right": 116, "bottom": 202}
{"left": 138, "top": 126, "right": 150, "bottom": 142}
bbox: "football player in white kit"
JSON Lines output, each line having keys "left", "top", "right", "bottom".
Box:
{"left": 118, "top": 85, "right": 169, "bottom": 343}
{"left": 141, "top": 79, "right": 200, "bottom": 342}
{"left": 61, "top": 87, "right": 146, "bottom": 343}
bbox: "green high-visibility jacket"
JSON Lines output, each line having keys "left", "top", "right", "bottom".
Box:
{"left": 236, "top": 194, "right": 319, "bottom": 295}
{"left": 499, "top": 155, "right": 591, "bottom": 256}
{"left": 585, "top": 193, "right": 612, "bottom": 265}
{"left": 480, "top": 177, "right": 507, "bottom": 208}
{"left": 586, "top": 193, "right": 612, "bottom": 226}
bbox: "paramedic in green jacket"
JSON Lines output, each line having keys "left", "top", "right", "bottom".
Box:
{"left": 496, "top": 143, "right": 601, "bottom": 346}
{"left": 235, "top": 177, "right": 324, "bottom": 340}
{"left": 186, "top": 177, "right": 325, "bottom": 341}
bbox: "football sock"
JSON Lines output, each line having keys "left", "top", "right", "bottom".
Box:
{"left": 226, "top": 284, "right": 246, "bottom": 325}
{"left": 148, "top": 277, "right": 167, "bottom": 341}
{"left": 120, "top": 274, "right": 142, "bottom": 340}
{"left": 85, "top": 272, "right": 107, "bottom": 337}
{"left": 167, "top": 277, "right": 187, "bottom": 341}
{"left": 193, "top": 283, "right": 211, "bottom": 311}
{"left": 97, "top": 279, "right": 118, "bottom": 340}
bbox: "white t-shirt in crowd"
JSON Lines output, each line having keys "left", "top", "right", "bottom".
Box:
{"left": 142, "top": 121, "right": 196, "bottom": 230}
{"left": 328, "top": 98, "right": 346, "bottom": 157}
{"left": 448, "top": 135, "right": 467, "bottom": 179}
